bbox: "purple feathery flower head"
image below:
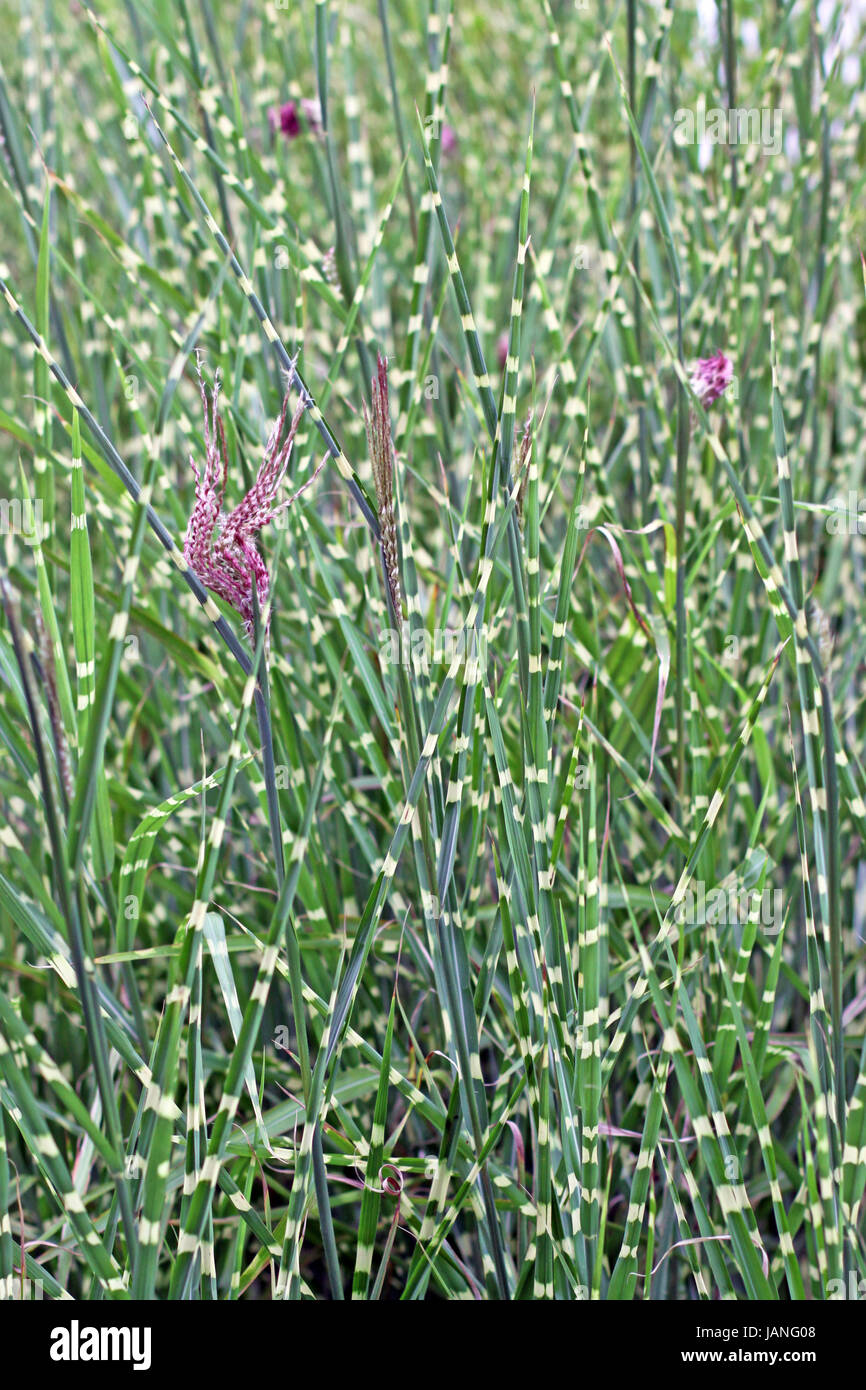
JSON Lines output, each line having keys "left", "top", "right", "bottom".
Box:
{"left": 441, "top": 123, "right": 458, "bottom": 156}
{"left": 184, "top": 356, "right": 313, "bottom": 648}
{"left": 689, "top": 349, "right": 733, "bottom": 407}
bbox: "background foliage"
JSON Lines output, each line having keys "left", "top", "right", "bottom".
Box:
{"left": 0, "top": 0, "right": 865, "bottom": 1299}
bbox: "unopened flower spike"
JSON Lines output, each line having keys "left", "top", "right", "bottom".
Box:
{"left": 689, "top": 349, "right": 733, "bottom": 408}
{"left": 515, "top": 409, "right": 534, "bottom": 535}
{"left": 184, "top": 355, "right": 319, "bottom": 652}
{"left": 363, "top": 353, "right": 404, "bottom": 620}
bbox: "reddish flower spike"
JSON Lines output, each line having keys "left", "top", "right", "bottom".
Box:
{"left": 184, "top": 357, "right": 315, "bottom": 649}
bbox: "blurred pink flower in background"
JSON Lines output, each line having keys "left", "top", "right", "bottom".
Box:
{"left": 689, "top": 349, "right": 733, "bottom": 407}
{"left": 268, "top": 98, "right": 322, "bottom": 139}
{"left": 441, "top": 123, "right": 458, "bottom": 155}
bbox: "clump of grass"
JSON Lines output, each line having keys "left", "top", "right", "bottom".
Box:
{"left": 0, "top": 0, "right": 864, "bottom": 1304}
